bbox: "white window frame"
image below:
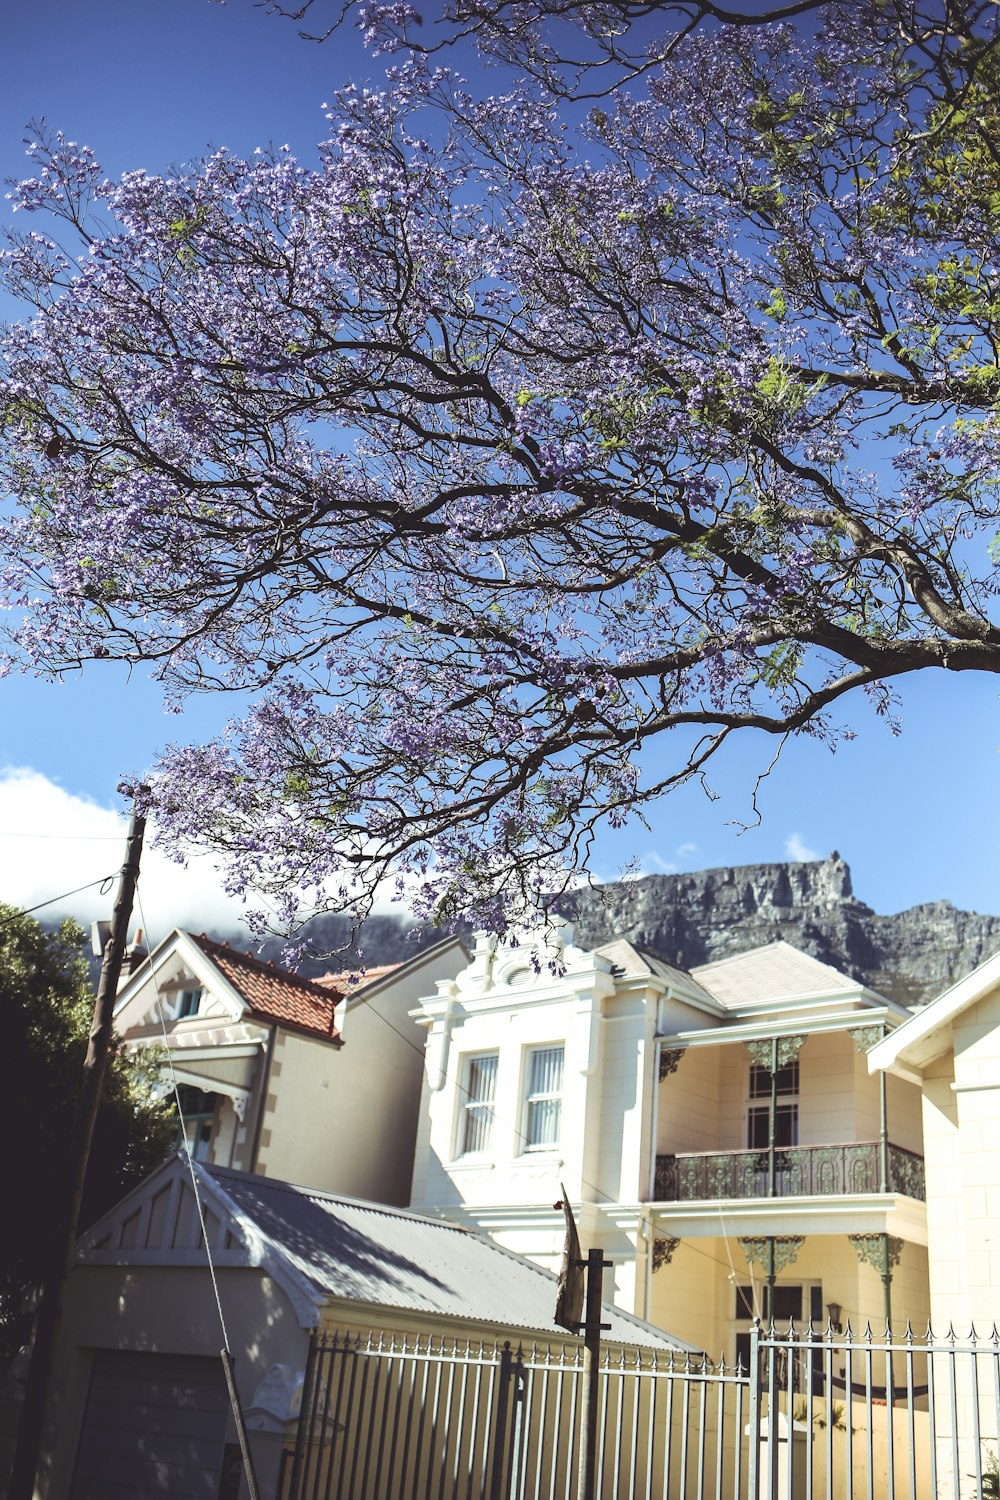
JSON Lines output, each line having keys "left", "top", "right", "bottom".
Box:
{"left": 177, "top": 987, "right": 204, "bottom": 1020}
{"left": 746, "top": 1060, "right": 799, "bottom": 1150}
{"left": 521, "top": 1044, "right": 564, "bottom": 1152}
{"left": 458, "top": 1052, "right": 499, "bottom": 1157}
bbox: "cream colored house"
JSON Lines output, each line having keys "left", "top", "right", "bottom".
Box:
{"left": 41, "top": 1153, "right": 685, "bottom": 1500}
{"left": 409, "top": 924, "right": 930, "bottom": 1361}
{"left": 868, "top": 948, "right": 1000, "bottom": 1336}
{"left": 868, "top": 950, "right": 1000, "bottom": 1495}
{"left": 114, "top": 930, "right": 467, "bottom": 1205}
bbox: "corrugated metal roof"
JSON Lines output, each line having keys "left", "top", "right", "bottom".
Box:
{"left": 691, "top": 940, "right": 861, "bottom": 1009}
{"left": 205, "top": 1165, "right": 689, "bottom": 1350}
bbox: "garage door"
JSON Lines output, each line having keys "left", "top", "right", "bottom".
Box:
{"left": 68, "top": 1351, "right": 229, "bottom": 1499}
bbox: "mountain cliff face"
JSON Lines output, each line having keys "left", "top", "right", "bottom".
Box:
{"left": 258, "top": 853, "right": 1000, "bottom": 1008}
{"left": 564, "top": 854, "right": 1000, "bottom": 1007}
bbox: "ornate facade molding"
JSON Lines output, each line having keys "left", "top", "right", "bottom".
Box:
{"left": 848, "top": 1024, "right": 885, "bottom": 1053}
{"left": 744, "top": 1036, "right": 805, "bottom": 1072}
{"left": 658, "top": 1047, "right": 684, "bottom": 1081}
{"left": 738, "top": 1236, "right": 805, "bottom": 1274}
{"left": 652, "top": 1236, "right": 680, "bottom": 1273}
{"left": 849, "top": 1233, "right": 903, "bottom": 1275}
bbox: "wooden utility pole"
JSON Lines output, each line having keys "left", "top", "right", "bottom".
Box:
{"left": 8, "top": 808, "right": 145, "bottom": 1500}
{"left": 577, "top": 1248, "right": 611, "bottom": 1500}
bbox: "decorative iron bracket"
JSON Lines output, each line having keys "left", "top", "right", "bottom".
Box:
{"left": 848, "top": 1024, "right": 885, "bottom": 1053}
{"left": 658, "top": 1047, "right": 684, "bottom": 1081}
{"left": 652, "top": 1236, "right": 680, "bottom": 1273}
{"left": 849, "top": 1232, "right": 903, "bottom": 1276}
{"left": 744, "top": 1036, "right": 805, "bottom": 1071}
{"left": 738, "top": 1235, "right": 805, "bottom": 1274}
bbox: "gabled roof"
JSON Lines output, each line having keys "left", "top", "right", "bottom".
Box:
{"left": 319, "top": 936, "right": 468, "bottom": 1000}
{"left": 317, "top": 963, "right": 400, "bottom": 991}
{"left": 594, "top": 940, "right": 720, "bottom": 1007}
{"left": 868, "top": 946, "right": 1000, "bottom": 1077}
{"left": 691, "top": 940, "right": 863, "bottom": 1010}
{"left": 115, "top": 929, "right": 343, "bottom": 1044}
{"left": 205, "top": 1166, "right": 687, "bottom": 1348}
{"left": 77, "top": 1155, "right": 691, "bottom": 1351}
{"left": 189, "top": 933, "right": 342, "bottom": 1040}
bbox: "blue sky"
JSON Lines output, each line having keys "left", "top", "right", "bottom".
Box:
{"left": 1, "top": 0, "right": 998, "bottom": 936}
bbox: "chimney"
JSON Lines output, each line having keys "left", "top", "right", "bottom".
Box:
{"left": 121, "top": 927, "right": 149, "bottom": 984}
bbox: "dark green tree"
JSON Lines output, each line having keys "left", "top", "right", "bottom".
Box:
{"left": 0, "top": 908, "right": 173, "bottom": 1366}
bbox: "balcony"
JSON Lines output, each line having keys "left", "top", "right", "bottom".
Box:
{"left": 654, "top": 1142, "right": 925, "bottom": 1203}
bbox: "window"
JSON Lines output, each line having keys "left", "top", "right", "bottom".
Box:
{"left": 460, "top": 1054, "right": 498, "bottom": 1155}
{"left": 734, "top": 1285, "right": 825, "bottom": 1387}
{"left": 523, "top": 1045, "right": 564, "bottom": 1150}
{"left": 175, "top": 1085, "right": 216, "bottom": 1162}
{"left": 747, "top": 1061, "right": 799, "bottom": 1149}
{"left": 735, "top": 1284, "right": 803, "bottom": 1322}
{"left": 177, "top": 987, "right": 203, "bottom": 1019}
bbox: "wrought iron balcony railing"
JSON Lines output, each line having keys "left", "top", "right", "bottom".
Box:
{"left": 653, "top": 1142, "right": 925, "bottom": 1202}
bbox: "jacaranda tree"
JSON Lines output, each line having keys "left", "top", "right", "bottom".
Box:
{"left": 2, "top": 0, "right": 999, "bottom": 939}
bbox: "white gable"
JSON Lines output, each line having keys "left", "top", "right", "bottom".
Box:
{"left": 114, "top": 929, "right": 251, "bottom": 1033}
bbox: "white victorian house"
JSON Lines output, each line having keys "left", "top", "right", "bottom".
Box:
{"left": 409, "top": 924, "right": 930, "bottom": 1361}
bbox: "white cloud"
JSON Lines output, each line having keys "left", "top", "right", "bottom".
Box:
{"left": 0, "top": 767, "right": 252, "bottom": 941}
{"left": 676, "top": 842, "right": 699, "bottom": 859}
{"left": 785, "top": 832, "right": 820, "bottom": 863}
{"left": 636, "top": 851, "right": 678, "bottom": 876}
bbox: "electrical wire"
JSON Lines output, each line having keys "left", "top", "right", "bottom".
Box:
{"left": 0, "top": 829, "right": 125, "bottom": 840}
{"left": 134, "top": 882, "right": 234, "bottom": 1357}
{"left": 0, "top": 873, "right": 117, "bottom": 928}
{"left": 350, "top": 973, "right": 743, "bottom": 1282}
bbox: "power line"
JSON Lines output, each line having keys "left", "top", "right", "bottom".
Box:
{"left": 0, "top": 829, "right": 125, "bottom": 841}
{"left": 0, "top": 873, "right": 117, "bottom": 929}
{"left": 355, "top": 978, "right": 741, "bottom": 1280}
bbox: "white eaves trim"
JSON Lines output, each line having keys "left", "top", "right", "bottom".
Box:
{"left": 665, "top": 1005, "right": 897, "bottom": 1051}
{"left": 719, "top": 985, "right": 909, "bottom": 1022}
{"left": 868, "top": 948, "right": 1000, "bottom": 1078}
{"left": 113, "top": 929, "right": 258, "bottom": 1027}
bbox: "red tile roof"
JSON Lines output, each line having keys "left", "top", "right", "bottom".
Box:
{"left": 316, "top": 963, "right": 401, "bottom": 993}
{"left": 191, "top": 934, "right": 343, "bottom": 1043}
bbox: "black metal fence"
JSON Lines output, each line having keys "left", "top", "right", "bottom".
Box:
{"left": 654, "top": 1142, "right": 926, "bottom": 1202}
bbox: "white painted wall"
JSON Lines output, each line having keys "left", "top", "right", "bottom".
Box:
{"left": 918, "top": 983, "right": 1000, "bottom": 1336}
{"left": 256, "top": 944, "right": 468, "bottom": 1204}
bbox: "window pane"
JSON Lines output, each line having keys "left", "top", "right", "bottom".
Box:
{"left": 774, "top": 1104, "right": 798, "bottom": 1147}
{"left": 462, "top": 1054, "right": 498, "bottom": 1155}
{"left": 747, "top": 1107, "right": 770, "bottom": 1149}
{"left": 749, "top": 1061, "right": 799, "bottom": 1098}
{"left": 525, "top": 1045, "right": 563, "bottom": 1148}
{"left": 463, "top": 1103, "right": 494, "bottom": 1154}
{"left": 735, "top": 1285, "right": 757, "bottom": 1319}
{"left": 468, "top": 1054, "right": 498, "bottom": 1104}
{"left": 773, "top": 1286, "right": 803, "bottom": 1322}
{"left": 527, "top": 1096, "right": 560, "bottom": 1148}
{"left": 749, "top": 1066, "right": 771, "bottom": 1100}
{"left": 530, "top": 1046, "right": 564, "bottom": 1096}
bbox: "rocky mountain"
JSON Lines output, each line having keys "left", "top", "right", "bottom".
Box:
{"left": 252, "top": 853, "right": 1000, "bottom": 1008}
{"left": 565, "top": 854, "right": 1000, "bottom": 1007}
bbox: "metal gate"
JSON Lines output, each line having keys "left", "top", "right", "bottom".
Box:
{"left": 283, "top": 1323, "right": 1000, "bottom": 1500}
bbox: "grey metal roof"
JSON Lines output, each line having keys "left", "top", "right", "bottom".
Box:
{"left": 205, "top": 1165, "right": 689, "bottom": 1351}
